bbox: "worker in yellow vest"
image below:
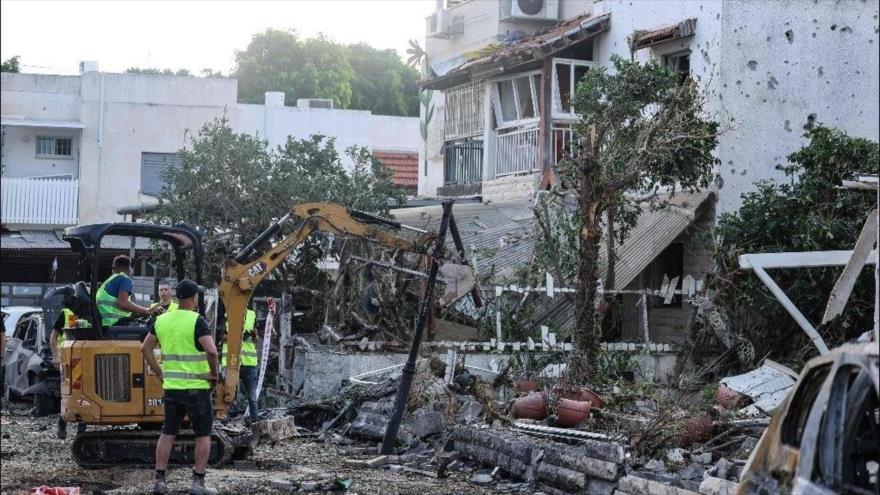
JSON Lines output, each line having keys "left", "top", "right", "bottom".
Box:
{"left": 96, "top": 255, "right": 163, "bottom": 328}
{"left": 140, "top": 279, "right": 219, "bottom": 495}
{"left": 221, "top": 308, "right": 259, "bottom": 421}
{"left": 150, "top": 280, "right": 179, "bottom": 313}
{"left": 50, "top": 308, "right": 84, "bottom": 440}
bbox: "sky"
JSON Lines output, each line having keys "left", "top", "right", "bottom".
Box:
{"left": 0, "top": 0, "right": 436, "bottom": 75}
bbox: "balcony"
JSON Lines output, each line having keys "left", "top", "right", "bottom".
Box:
{"left": 495, "top": 127, "right": 539, "bottom": 177}
{"left": 1, "top": 176, "right": 79, "bottom": 226}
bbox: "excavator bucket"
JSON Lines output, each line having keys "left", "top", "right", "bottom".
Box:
{"left": 438, "top": 263, "right": 476, "bottom": 308}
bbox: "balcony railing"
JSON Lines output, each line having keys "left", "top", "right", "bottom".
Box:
{"left": 495, "top": 127, "right": 539, "bottom": 177}
{"left": 1, "top": 177, "right": 78, "bottom": 225}
{"left": 552, "top": 126, "right": 578, "bottom": 165}
{"left": 444, "top": 139, "right": 483, "bottom": 185}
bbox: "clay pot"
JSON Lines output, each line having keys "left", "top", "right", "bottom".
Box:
{"left": 556, "top": 398, "right": 591, "bottom": 427}
{"left": 715, "top": 385, "right": 742, "bottom": 409}
{"left": 513, "top": 378, "right": 539, "bottom": 393}
{"left": 558, "top": 386, "right": 604, "bottom": 410}
{"left": 678, "top": 413, "right": 714, "bottom": 447}
{"left": 512, "top": 393, "right": 548, "bottom": 420}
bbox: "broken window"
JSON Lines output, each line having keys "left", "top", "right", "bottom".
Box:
{"left": 491, "top": 71, "right": 541, "bottom": 129}
{"left": 663, "top": 50, "right": 691, "bottom": 84}
{"left": 444, "top": 81, "right": 484, "bottom": 141}
{"left": 552, "top": 58, "right": 595, "bottom": 118}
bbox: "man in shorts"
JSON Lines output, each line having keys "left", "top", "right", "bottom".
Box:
{"left": 141, "top": 280, "right": 219, "bottom": 495}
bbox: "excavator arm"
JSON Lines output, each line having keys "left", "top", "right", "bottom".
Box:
{"left": 215, "top": 203, "right": 436, "bottom": 411}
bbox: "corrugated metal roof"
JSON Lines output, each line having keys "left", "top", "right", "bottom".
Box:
{"left": 1, "top": 230, "right": 153, "bottom": 251}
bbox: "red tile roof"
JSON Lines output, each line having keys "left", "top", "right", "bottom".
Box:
{"left": 374, "top": 150, "right": 419, "bottom": 191}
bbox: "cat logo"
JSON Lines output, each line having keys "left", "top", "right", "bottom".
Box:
{"left": 247, "top": 262, "right": 267, "bottom": 278}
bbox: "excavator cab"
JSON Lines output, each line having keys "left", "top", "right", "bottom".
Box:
{"left": 62, "top": 222, "right": 204, "bottom": 340}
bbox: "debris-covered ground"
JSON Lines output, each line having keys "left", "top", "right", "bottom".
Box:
{"left": 0, "top": 402, "right": 499, "bottom": 495}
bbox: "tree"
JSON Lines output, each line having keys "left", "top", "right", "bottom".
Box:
{"left": 713, "top": 127, "right": 878, "bottom": 362}
{"left": 125, "top": 67, "right": 191, "bottom": 76}
{"left": 1, "top": 56, "right": 20, "bottom": 73}
{"left": 146, "top": 116, "right": 405, "bottom": 288}
{"left": 233, "top": 29, "right": 419, "bottom": 116}
{"left": 555, "top": 55, "right": 719, "bottom": 381}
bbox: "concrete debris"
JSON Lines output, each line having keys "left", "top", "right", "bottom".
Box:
{"left": 697, "top": 476, "right": 738, "bottom": 495}
{"left": 252, "top": 416, "right": 300, "bottom": 441}
{"left": 718, "top": 359, "right": 798, "bottom": 416}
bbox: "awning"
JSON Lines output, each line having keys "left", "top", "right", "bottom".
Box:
{"left": 1, "top": 230, "right": 152, "bottom": 251}
{"left": 0, "top": 118, "right": 86, "bottom": 129}
{"left": 421, "top": 13, "right": 611, "bottom": 91}
{"left": 629, "top": 18, "right": 697, "bottom": 51}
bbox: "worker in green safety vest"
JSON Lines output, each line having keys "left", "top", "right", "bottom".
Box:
{"left": 221, "top": 308, "right": 259, "bottom": 421}
{"left": 97, "top": 255, "right": 164, "bottom": 327}
{"left": 140, "top": 279, "right": 219, "bottom": 495}
{"left": 150, "top": 280, "right": 179, "bottom": 313}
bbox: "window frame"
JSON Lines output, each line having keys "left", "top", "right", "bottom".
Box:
{"left": 490, "top": 70, "right": 542, "bottom": 130}
{"left": 551, "top": 58, "right": 597, "bottom": 120}
{"left": 662, "top": 49, "right": 692, "bottom": 83}
{"left": 35, "top": 135, "right": 74, "bottom": 160}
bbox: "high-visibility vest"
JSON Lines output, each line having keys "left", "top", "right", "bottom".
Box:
{"left": 151, "top": 301, "right": 179, "bottom": 312}
{"left": 96, "top": 273, "right": 132, "bottom": 327}
{"left": 56, "top": 308, "right": 76, "bottom": 348}
{"left": 154, "top": 309, "right": 210, "bottom": 390}
{"left": 222, "top": 309, "right": 258, "bottom": 367}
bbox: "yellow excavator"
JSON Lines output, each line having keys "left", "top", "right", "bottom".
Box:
{"left": 59, "top": 202, "right": 473, "bottom": 467}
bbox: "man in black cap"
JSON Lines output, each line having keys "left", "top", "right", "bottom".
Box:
{"left": 141, "top": 280, "right": 219, "bottom": 495}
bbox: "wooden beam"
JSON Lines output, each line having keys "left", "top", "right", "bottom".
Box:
{"left": 739, "top": 250, "right": 878, "bottom": 269}
{"left": 823, "top": 209, "right": 878, "bottom": 324}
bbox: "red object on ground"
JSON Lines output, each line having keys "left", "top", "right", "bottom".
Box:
{"left": 557, "top": 386, "right": 605, "bottom": 409}
{"left": 513, "top": 378, "right": 539, "bottom": 393}
{"left": 678, "top": 413, "right": 714, "bottom": 447}
{"left": 30, "top": 487, "right": 81, "bottom": 495}
{"left": 715, "top": 385, "right": 742, "bottom": 409}
{"left": 556, "top": 398, "right": 591, "bottom": 427}
{"left": 512, "top": 392, "right": 548, "bottom": 420}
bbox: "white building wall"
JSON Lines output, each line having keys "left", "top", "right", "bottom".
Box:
{"left": 2, "top": 71, "right": 420, "bottom": 226}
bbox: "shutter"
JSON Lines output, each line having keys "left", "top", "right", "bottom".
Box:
{"left": 140, "top": 152, "right": 182, "bottom": 196}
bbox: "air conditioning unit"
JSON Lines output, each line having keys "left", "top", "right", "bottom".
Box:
{"left": 296, "top": 98, "right": 333, "bottom": 110}
{"left": 500, "top": 0, "right": 560, "bottom": 22}
{"left": 427, "top": 10, "right": 465, "bottom": 39}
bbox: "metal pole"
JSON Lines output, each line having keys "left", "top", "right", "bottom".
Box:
{"left": 381, "top": 200, "right": 454, "bottom": 454}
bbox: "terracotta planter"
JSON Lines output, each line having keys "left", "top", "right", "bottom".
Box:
{"left": 678, "top": 413, "right": 714, "bottom": 447}
{"left": 715, "top": 385, "right": 742, "bottom": 409}
{"left": 512, "top": 393, "right": 548, "bottom": 420}
{"left": 556, "top": 398, "right": 591, "bottom": 427}
{"left": 557, "top": 386, "right": 604, "bottom": 410}
{"left": 513, "top": 378, "right": 539, "bottom": 393}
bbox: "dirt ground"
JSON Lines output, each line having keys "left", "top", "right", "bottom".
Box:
{"left": 0, "top": 402, "right": 504, "bottom": 495}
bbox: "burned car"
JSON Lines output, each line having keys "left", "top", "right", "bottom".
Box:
{"left": 738, "top": 342, "right": 879, "bottom": 495}
{"left": 2, "top": 310, "right": 61, "bottom": 415}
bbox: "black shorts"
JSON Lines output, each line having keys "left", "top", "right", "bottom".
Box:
{"left": 162, "top": 389, "right": 213, "bottom": 437}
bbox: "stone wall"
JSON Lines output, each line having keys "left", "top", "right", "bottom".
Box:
{"left": 481, "top": 173, "right": 538, "bottom": 203}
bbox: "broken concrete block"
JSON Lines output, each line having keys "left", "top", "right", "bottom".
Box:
{"left": 253, "top": 416, "right": 298, "bottom": 441}
{"left": 543, "top": 444, "right": 621, "bottom": 480}
{"left": 693, "top": 452, "right": 712, "bottom": 464}
{"left": 666, "top": 448, "right": 686, "bottom": 463}
{"left": 618, "top": 475, "right": 701, "bottom": 495}
{"left": 587, "top": 478, "right": 618, "bottom": 495}
{"left": 536, "top": 462, "right": 587, "bottom": 491}
{"left": 679, "top": 463, "right": 705, "bottom": 481}
{"left": 408, "top": 409, "right": 444, "bottom": 438}
{"left": 471, "top": 473, "right": 494, "bottom": 485}
{"left": 698, "top": 476, "right": 738, "bottom": 495}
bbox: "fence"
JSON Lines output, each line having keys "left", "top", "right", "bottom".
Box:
{"left": 1, "top": 177, "right": 78, "bottom": 225}
{"left": 495, "top": 127, "right": 539, "bottom": 177}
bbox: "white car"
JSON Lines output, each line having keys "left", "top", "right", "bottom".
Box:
{"left": 2, "top": 306, "right": 42, "bottom": 337}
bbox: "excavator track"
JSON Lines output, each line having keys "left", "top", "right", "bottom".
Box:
{"left": 71, "top": 424, "right": 255, "bottom": 469}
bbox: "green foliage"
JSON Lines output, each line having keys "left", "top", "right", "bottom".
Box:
{"left": 146, "top": 116, "right": 405, "bottom": 286}
{"left": 713, "top": 127, "right": 878, "bottom": 359}
{"left": 125, "top": 67, "right": 192, "bottom": 76}
{"left": 1, "top": 55, "right": 20, "bottom": 73}
{"left": 234, "top": 29, "right": 419, "bottom": 117}
{"left": 543, "top": 55, "right": 718, "bottom": 381}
